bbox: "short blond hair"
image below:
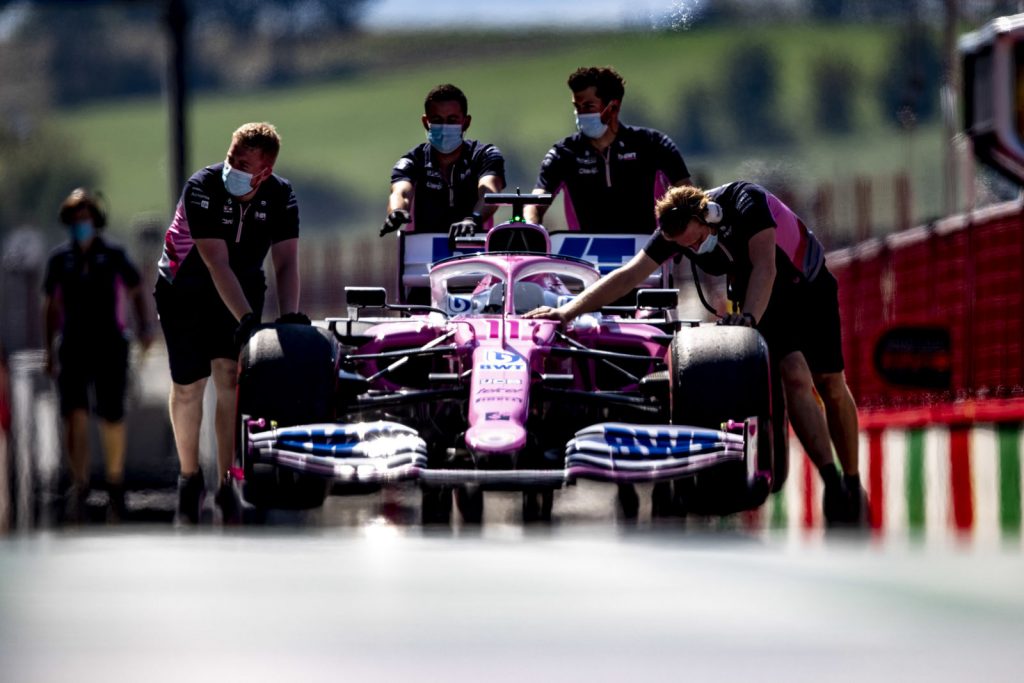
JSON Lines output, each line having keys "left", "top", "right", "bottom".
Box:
{"left": 655, "top": 185, "right": 709, "bottom": 237}
{"left": 231, "top": 122, "right": 281, "bottom": 159}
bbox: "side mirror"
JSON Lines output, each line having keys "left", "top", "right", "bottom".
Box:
{"left": 636, "top": 288, "right": 678, "bottom": 310}
{"left": 345, "top": 286, "right": 387, "bottom": 308}
{"left": 960, "top": 13, "right": 1024, "bottom": 184}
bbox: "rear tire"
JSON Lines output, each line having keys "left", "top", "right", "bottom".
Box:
{"left": 454, "top": 484, "right": 483, "bottom": 524}
{"left": 668, "top": 325, "right": 774, "bottom": 515}
{"left": 237, "top": 324, "right": 336, "bottom": 511}
{"left": 522, "top": 489, "right": 553, "bottom": 523}
{"left": 421, "top": 485, "right": 453, "bottom": 525}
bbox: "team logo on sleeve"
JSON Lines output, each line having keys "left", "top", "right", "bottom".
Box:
{"left": 188, "top": 190, "right": 211, "bottom": 209}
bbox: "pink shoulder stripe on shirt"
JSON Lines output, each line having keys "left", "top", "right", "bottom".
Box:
{"left": 766, "top": 191, "right": 808, "bottom": 271}
{"left": 559, "top": 182, "right": 581, "bottom": 231}
{"left": 159, "top": 199, "right": 195, "bottom": 280}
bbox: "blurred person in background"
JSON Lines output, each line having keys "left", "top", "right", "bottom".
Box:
{"left": 0, "top": 342, "right": 11, "bottom": 490}
{"left": 524, "top": 66, "right": 692, "bottom": 233}
{"left": 155, "top": 122, "right": 307, "bottom": 524}
{"left": 381, "top": 83, "right": 506, "bottom": 245}
{"left": 525, "top": 182, "right": 865, "bottom": 525}
{"left": 42, "top": 188, "right": 153, "bottom": 522}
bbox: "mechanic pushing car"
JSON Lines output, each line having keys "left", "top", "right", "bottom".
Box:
{"left": 381, "top": 83, "right": 506, "bottom": 244}
{"left": 154, "top": 122, "right": 309, "bottom": 524}
{"left": 43, "top": 188, "right": 154, "bottom": 522}
{"left": 525, "top": 182, "right": 865, "bottom": 525}
{"left": 523, "top": 65, "right": 693, "bottom": 517}
{"left": 524, "top": 66, "right": 692, "bottom": 233}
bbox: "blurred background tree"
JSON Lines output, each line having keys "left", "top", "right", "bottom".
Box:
{"left": 0, "top": 0, "right": 1017, "bottom": 245}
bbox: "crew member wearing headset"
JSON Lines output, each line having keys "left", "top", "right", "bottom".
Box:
{"left": 525, "top": 182, "right": 864, "bottom": 525}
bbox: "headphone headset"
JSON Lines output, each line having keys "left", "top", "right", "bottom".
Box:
{"left": 658, "top": 199, "right": 723, "bottom": 232}
{"left": 704, "top": 200, "right": 723, "bottom": 224}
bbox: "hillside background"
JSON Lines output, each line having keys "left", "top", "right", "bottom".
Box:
{"left": 1, "top": 0, "right": 1021, "bottom": 253}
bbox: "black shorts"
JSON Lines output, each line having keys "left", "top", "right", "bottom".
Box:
{"left": 58, "top": 337, "right": 129, "bottom": 421}
{"left": 154, "top": 278, "right": 265, "bottom": 385}
{"left": 755, "top": 268, "right": 845, "bottom": 374}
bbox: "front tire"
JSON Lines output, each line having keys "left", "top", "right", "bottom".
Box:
{"left": 237, "top": 324, "right": 336, "bottom": 511}
{"left": 668, "top": 325, "right": 774, "bottom": 515}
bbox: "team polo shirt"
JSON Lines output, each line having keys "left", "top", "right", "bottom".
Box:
{"left": 43, "top": 236, "right": 142, "bottom": 343}
{"left": 157, "top": 163, "right": 299, "bottom": 296}
{"left": 644, "top": 181, "right": 826, "bottom": 303}
{"left": 391, "top": 140, "right": 506, "bottom": 232}
{"left": 534, "top": 125, "right": 690, "bottom": 234}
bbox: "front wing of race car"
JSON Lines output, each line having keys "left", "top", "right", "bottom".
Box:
{"left": 242, "top": 416, "right": 763, "bottom": 488}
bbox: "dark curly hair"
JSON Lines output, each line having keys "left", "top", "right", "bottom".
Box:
{"left": 424, "top": 84, "right": 468, "bottom": 116}
{"left": 567, "top": 66, "right": 625, "bottom": 105}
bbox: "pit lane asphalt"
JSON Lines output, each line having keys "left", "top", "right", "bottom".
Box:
{"left": 5, "top": 350, "right": 1024, "bottom": 682}
{"left": 1, "top": 525, "right": 1022, "bottom": 683}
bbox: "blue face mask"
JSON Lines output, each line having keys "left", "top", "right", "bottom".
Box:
{"left": 575, "top": 112, "right": 608, "bottom": 139}
{"left": 70, "top": 221, "right": 95, "bottom": 244}
{"left": 694, "top": 232, "right": 718, "bottom": 255}
{"left": 222, "top": 161, "right": 255, "bottom": 197}
{"left": 427, "top": 124, "right": 464, "bottom": 154}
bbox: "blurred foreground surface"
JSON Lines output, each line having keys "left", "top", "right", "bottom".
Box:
{"left": 0, "top": 525, "right": 1022, "bottom": 683}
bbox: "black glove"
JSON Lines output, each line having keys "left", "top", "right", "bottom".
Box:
{"left": 234, "top": 312, "right": 260, "bottom": 350}
{"left": 380, "top": 209, "right": 411, "bottom": 237}
{"left": 276, "top": 311, "right": 311, "bottom": 325}
{"left": 718, "top": 312, "right": 756, "bottom": 327}
{"left": 448, "top": 213, "right": 482, "bottom": 249}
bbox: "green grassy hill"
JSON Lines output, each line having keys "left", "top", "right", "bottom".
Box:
{"left": 53, "top": 23, "right": 944, "bottom": 242}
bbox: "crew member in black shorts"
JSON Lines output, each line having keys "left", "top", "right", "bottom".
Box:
{"left": 523, "top": 66, "right": 691, "bottom": 517}
{"left": 155, "top": 122, "right": 308, "bottom": 523}
{"left": 524, "top": 66, "right": 691, "bottom": 233}
{"left": 524, "top": 182, "right": 864, "bottom": 524}
{"left": 43, "top": 188, "right": 153, "bottom": 521}
{"left": 381, "top": 83, "right": 506, "bottom": 241}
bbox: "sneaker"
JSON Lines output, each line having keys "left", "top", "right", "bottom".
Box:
{"left": 106, "top": 482, "right": 127, "bottom": 524}
{"left": 844, "top": 474, "right": 867, "bottom": 526}
{"left": 64, "top": 484, "right": 90, "bottom": 524}
{"left": 821, "top": 465, "right": 848, "bottom": 526}
{"left": 214, "top": 475, "right": 241, "bottom": 524}
{"left": 823, "top": 480, "right": 847, "bottom": 526}
{"left": 176, "top": 470, "right": 206, "bottom": 525}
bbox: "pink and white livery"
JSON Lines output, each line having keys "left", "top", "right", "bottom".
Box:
{"left": 234, "top": 194, "right": 787, "bottom": 521}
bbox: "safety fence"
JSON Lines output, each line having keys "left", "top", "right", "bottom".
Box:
{"left": 829, "top": 198, "right": 1024, "bottom": 409}
{"left": 754, "top": 198, "right": 1024, "bottom": 538}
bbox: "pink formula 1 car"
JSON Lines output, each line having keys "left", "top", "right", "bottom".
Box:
{"left": 235, "top": 195, "right": 787, "bottom": 521}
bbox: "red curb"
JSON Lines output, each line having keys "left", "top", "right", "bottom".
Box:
{"left": 949, "top": 425, "right": 974, "bottom": 531}
{"left": 868, "top": 429, "right": 885, "bottom": 530}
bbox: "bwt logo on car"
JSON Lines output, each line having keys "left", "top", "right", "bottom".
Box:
{"left": 608, "top": 429, "right": 688, "bottom": 449}
{"left": 479, "top": 350, "right": 526, "bottom": 371}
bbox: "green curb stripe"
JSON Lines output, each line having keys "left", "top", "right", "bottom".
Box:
{"left": 770, "top": 488, "right": 787, "bottom": 529}
{"left": 997, "top": 424, "right": 1022, "bottom": 535}
{"left": 906, "top": 429, "right": 926, "bottom": 530}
